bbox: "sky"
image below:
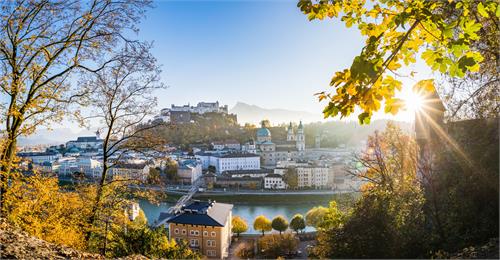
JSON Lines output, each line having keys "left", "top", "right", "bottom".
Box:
{"left": 21, "top": 0, "right": 438, "bottom": 136}
{"left": 137, "top": 0, "right": 434, "bottom": 121}
{"left": 141, "top": 0, "right": 362, "bottom": 114}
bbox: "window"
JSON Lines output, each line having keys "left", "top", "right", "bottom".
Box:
{"left": 211, "top": 231, "right": 216, "bottom": 237}
{"left": 182, "top": 229, "right": 186, "bottom": 235}
{"left": 207, "top": 240, "right": 216, "bottom": 247}
{"left": 207, "top": 250, "right": 216, "bottom": 257}
{"left": 190, "top": 239, "right": 199, "bottom": 247}
{"left": 174, "top": 228, "right": 179, "bottom": 234}
{"left": 203, "top": 231, "right": 208, "bottom": 236}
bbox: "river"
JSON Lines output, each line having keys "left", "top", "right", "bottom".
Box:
{"left": 139, "top": 193, "right": 355, "bottom": 234}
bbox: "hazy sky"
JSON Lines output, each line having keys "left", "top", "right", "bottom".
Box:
{"left": 139, "top": 0, "right": 433, "bottom": 120}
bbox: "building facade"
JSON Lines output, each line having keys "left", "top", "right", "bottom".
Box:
{"left": 213, "top": 153, "right": 260, "bottom": 174}
{"left": 66, "top": 136, "right": 103, "bottom": 150}
{"left": 296, "top": 166, "right": 330, "bottom": 188}
{"left": 264, "top": 174, "right": 287, "bottom": 189}
{"left": 255, "top": 121, "right": 306, "bottom": 166}
{"left": 111, "top": 163, "right": 150, "bottom": 181}
{"left": 159, "top": 200, "right": 233, "bottom": 259}
{"left": 177, "top": 159, "right": 203, "bottom": 184}
{"left": 17, "top": 151, "right": 61, "bottom": 164}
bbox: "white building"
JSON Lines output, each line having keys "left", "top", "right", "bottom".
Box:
{"left": 241, "top": 140, "right": 257, "bottom": 154}
{"left": 111, "top": 162, "right": 150, "bottom": 181}
{"left": 58, "top": 157, "right": 102, "bottom": 178}
{"left": 66, "top": 136, "right": 103, "bottom": 150}
{"left": 195, "top": 151, "right": 260, "bottom": 174}
{"left": 157, "top": 101, "right": 229, "bottom": 122}
{"left": 17, "top": 151, "right": 61, "bottom": 164}
{"left": 211, "top": 140, "right": 241, "bottom": 151}
{"left": 223, "top": 169, "right": 273, "bottom": 178}
{"left": 213, "top": 153, "right": 260, "bottom": 174}
{"left": 264, "top": 174, "right": 287, "bottom": 189}
{"left": 177, "top": 159, "right": 203, "bottom": 184}
{"left": 296, "top": 166, "right": 330, "bottom": 188}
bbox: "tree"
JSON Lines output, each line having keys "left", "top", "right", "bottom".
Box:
{"left": 260, "top": 119, "right": 271, "bottom": 128}
{"left": 421, "top": 119, "right": 499, "bottom": 252}
{"left": 297, "top": 0, "right": 499, "bottom": 124}
{"left": 147, "top": 167, "right": 161, "bottom": 185}
{"left": 305, "top": 206, "right": 328, "bottom": 228}
{"left": 231, "top": 216, "right": 248, "bottom": 237}
{"left": 312, "top": 123, "right": 428, "bottom": 258}
{"left": 79, "top": 44, "right": 165, "bottom": 244}
{"left": 283, "top": 168, "right": 298, "bottom": 189}
{"left": 0, "top": 0, "right": 152, "bottom": 206}
{"left": 271, "top": 215, "right": 289, "bottom": 235}
{"left": 234, "top": 241, "right": 255, "bottom": 259}
{"left": 2, "top": 173, "right": 89, "bottom": 250}
{"left": 258, "top": 233, "right": 298, "bottom": 258}
{"left": 107, "top": 210, "right": 199, "bottom": 259}
{"left": 253, "top": 215, "right": 272, "bottom": 236}
{"left": 289, "top": 214, "right": 306, "bottom": 234}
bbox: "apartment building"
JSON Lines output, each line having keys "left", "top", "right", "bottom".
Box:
{"left": 159, "top": 200, "right": 233, "bottom": 259}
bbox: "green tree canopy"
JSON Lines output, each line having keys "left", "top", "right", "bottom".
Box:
{"left": 297, "top": 0, "right": 500, "bottom": 124}
{"left": 289, "top": 214, "right": 306, "bottom": 234}
{"left": 253, "top": 215, "right": 272, "bottom": 236}
{"left": 271, "top": 215, "right": 289, "bottom": 235}
{"left": 283, "top": 168, "right": 298, "bottom": 189}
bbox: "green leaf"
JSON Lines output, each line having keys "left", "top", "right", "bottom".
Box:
{"left": 477, "top": 2, "right": 489, "bottom": 18}
{"left": 358, "top": 112, "right": 371, "bottom": 125}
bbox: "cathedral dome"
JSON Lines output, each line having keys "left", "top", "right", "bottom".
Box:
{"left": 256, "top": 127, "right": 271, "bottom": 137}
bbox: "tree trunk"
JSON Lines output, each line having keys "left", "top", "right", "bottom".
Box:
{"left": 0, "top": 130, "right": 19, "bottom": 214}
{"left": 85, "top": 164, "right": 109, "bottom": 242}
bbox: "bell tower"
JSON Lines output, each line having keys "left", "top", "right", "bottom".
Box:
{"left": 296, "top": 121, "right": 305, "bottom": 151}
{"left": 287, "top": 122, "right": 295, "bottom": 141}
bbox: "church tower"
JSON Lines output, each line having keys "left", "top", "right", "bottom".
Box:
{"left": 296, "top": 121, "right": 305, "bottom": 151}
{"left": 287, "top": 122, "right": 295, "bottom": 141}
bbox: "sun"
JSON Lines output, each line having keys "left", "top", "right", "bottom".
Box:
{"left": 400, "top": 88, "right": 425, "bottom": 113}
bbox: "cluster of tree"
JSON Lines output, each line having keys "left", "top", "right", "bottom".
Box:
{"left": 150, "top": 116, "right": 409, "bottom": 150}
{"left": 295, "top": 1, "right": 499, "bottom": 255}
{"left": 258, "top": 233, "right": 299, "bottom": 259}
{"left": 0, "top": 1, "right": 196, "bottom": 258}
{"left": 252, "top": 214, "right": 307, "bottom": 235}
{"left": 146, "top": 159, "right": 178, "bottom": 185}
{"left": 149, "top": 113, "right": 250, "bottom": 150}
{"left": 309, "top": 123, "right": 498, "bottom": 258}
{"left": 3, "top": 174, "right": 199, "bottom": 258}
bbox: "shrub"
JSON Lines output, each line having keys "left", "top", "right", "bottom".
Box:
{"left": 258, "top": 233, "right": 298, "bottom": 258}
{"left": 235, "top": 241, "right": 255, "bottom": 259}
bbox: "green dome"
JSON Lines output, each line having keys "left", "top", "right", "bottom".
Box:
{"left": 68, "top": 147, "right": 80, "bottom": 153}
{"left": 256, "top": 127, "right": 271, "bottom": 137}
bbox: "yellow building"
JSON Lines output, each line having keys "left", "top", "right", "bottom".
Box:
{"left": 158, "top": 200, "right": 233, "bottom": 259}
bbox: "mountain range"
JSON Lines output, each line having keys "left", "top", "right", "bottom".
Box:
{"left": 230, "top": 102, "right": 324, "bottom": 125}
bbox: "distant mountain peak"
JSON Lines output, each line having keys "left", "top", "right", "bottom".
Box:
{"left": 230, "top": 102, "right": 323, "bottom": 125}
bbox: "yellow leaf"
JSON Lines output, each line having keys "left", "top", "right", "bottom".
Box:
{"left": 413, "top": 79, "right": 435, "bottom": 93}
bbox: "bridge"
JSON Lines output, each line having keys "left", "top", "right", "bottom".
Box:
{"left": 165, "top": 177, "right": 204, "bottom": 215}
